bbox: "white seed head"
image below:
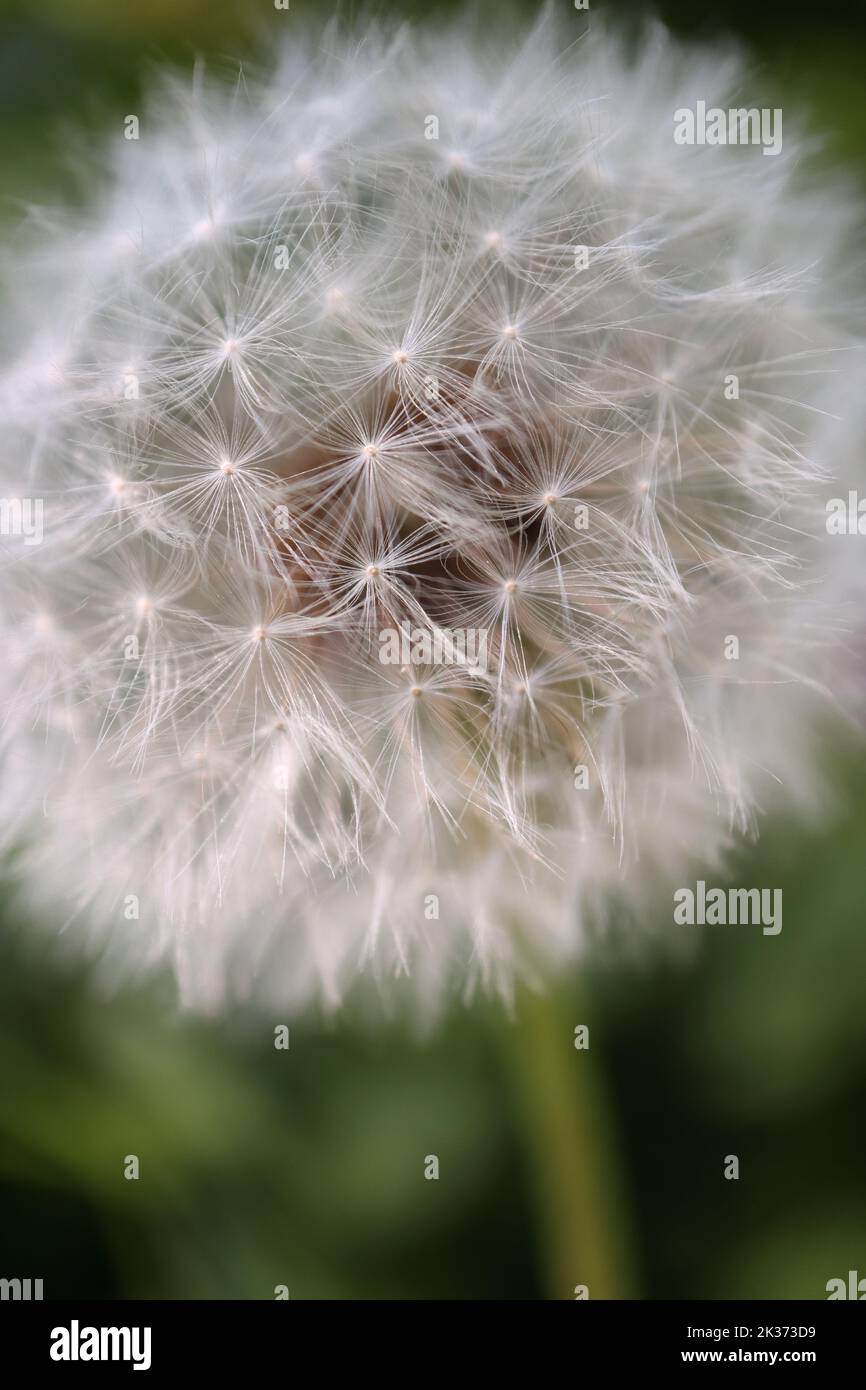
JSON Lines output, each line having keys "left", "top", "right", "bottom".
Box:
{"left": 1, "top": 12, "right": 864, "bottom": 1018}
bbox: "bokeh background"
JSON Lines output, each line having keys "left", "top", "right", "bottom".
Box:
{"left": 1, "top": 0, "right": 865, "bottom": 1300}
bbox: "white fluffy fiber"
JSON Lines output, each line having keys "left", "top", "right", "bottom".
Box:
{"left": 1, "top": 10, "right": 863, "bottom": 1017}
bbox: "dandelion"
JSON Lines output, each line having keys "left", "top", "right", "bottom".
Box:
{"left": 1, "top": 11, "right": 863, "bottom": 1016}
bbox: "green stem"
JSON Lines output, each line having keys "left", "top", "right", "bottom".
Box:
{"left": 500, "top": 982, "right": 638, "bottom": 1300}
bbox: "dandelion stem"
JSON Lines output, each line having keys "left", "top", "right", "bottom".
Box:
{"left": 501, "top": 982, "right": 638, "bottom": 1300}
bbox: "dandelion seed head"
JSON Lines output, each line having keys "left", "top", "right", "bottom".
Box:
{"left": 1, "top": 10, "right": 864, "bottom": 1018}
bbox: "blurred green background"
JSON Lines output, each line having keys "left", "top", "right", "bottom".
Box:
{"left": 1, "top": 0, "right": 865, "bottom": 1300}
